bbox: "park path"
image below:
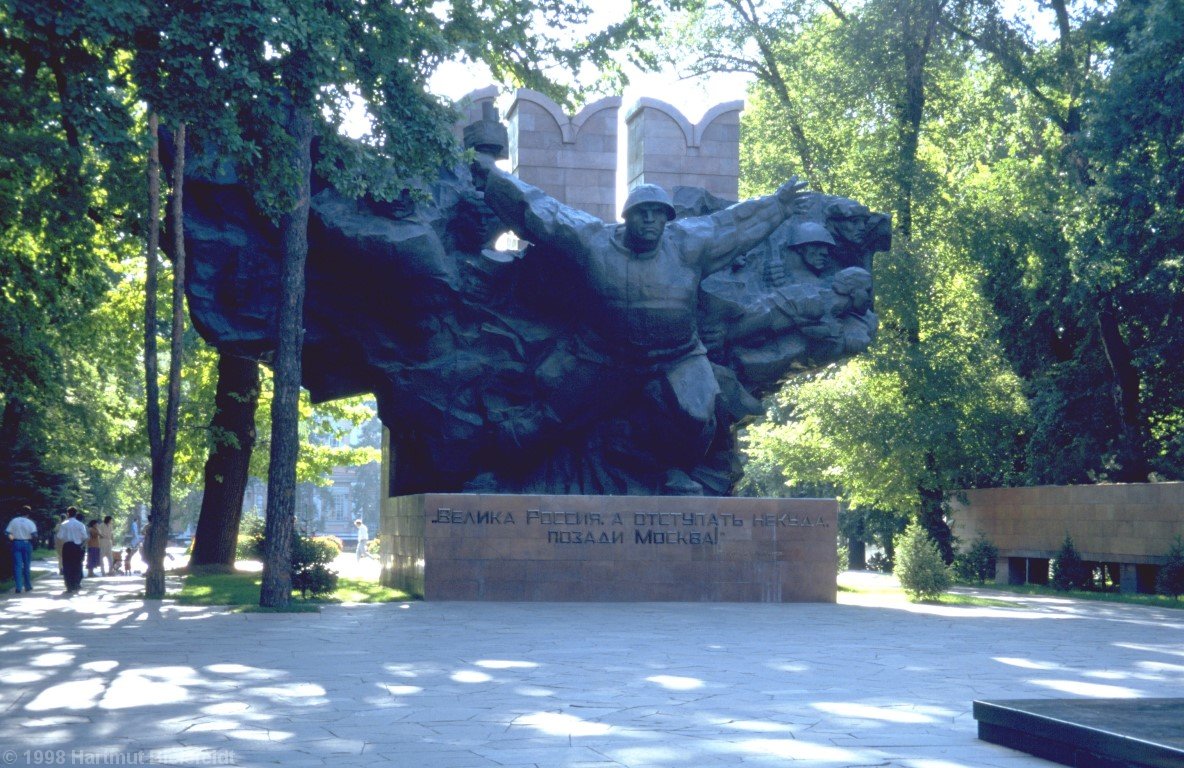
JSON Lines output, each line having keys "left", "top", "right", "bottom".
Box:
{"left": 2, "top": 559, "right": 1182, "bottom": 767}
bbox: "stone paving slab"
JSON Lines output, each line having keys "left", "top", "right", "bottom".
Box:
{"left": 2, "top": 563, "right": 1183, "bottom": 767}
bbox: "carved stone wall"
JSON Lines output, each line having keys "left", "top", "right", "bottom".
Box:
{"left": 450, "top": 86, "right": 500, "bottom": 147}
{"left": 951, "top": 483, "right": 1184, "bottom": 592}
{"left": 507, "top": 90, "right": 621, "bottom": 224}
{"left": 625, "top": 98, "right": 743, "bottom": 201}
{"left": 453, "top": 89, "right": 744, "bottom": 221}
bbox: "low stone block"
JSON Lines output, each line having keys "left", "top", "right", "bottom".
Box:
{"left": 381, "top": 494, "right": 837, "bottom": 602}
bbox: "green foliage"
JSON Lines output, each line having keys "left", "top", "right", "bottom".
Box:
{"left": 177, "top": 571, "right": 406, "bottom": 606}
{"left": 0, "top": 1, "right": 146, "bottom": 516}
{"left": 684, "top": 0, "right": 1184, "bottom": 509}
{"left": 1070, "top": 0, "right": 1184, "bottom": 478}
{"left": 313, "top": 535, "right": 344, "bottom": 555}
{"left": 1156, "top": 537, "right": 1184, "bottom": 600}
{"left": 954, "top": 532, "right": 999, "bottom": 584}
{"left": 893, "top": 521, "right": 952, "bottom": 601}
{"left": 836, "top": 538, "right": 849, "bottom": 574}
{"left": 289, "top": 534, "right": 339, "bottom": 598}
{"left": 237, "top": 514, "right": 266, "bottom": 561}
{"left": 1051, "top": 535, "right": 1091, "bottom": 592}
{"left": 129, "top": 0, "right": 686, "bottom": 216}
{"left": 723, "top": 1, "right": 1030, "bottom": 526}
{"left": 292, "top": 564, "right": 337, "bottom": 599}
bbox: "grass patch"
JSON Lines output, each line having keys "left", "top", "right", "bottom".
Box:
{"left": 311, "top": 577, "right": 407, "bottom": 604}
{"left": 969, "top": 582, "right": 1184, "bottom": 610}
{"left": 838, "top": 572, "right": 1022, "bottom": 605}
{"left": 240, "top": 603, "right": 322, "bottom": 613}
{"left": 176, "top": 571, "right": 263, "bottom": 605}
{"left": 841, "top": 571, "right": 1180, "bottom": 609}
{"left": 934, "top": 592, "right": 1025, "bottom": 609}
{"left": 175, "top": 570, "right": 408, "bottom": 608}
{"left": 837, "top": 582, "right": 899, "bottom": 596}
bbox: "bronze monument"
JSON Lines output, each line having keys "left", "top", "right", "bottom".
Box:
{"left": 180, "top": 108, "right": 888, "bottom": 497}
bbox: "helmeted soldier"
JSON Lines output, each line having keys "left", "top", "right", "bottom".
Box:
{"left": 472, "top": 158, "right": 806, "bottom": 493}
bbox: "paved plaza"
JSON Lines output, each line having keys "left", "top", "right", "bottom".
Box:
{"left": 2, "top": 562, "right": 1182, "bottom": 768}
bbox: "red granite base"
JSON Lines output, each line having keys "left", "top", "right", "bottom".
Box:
{"left": 379, "top": 494, "right": 837, "bottom": 602}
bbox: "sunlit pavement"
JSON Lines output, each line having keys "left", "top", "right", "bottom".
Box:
{"left": 2, "top": 561, "right": 1182, "bottom": 768}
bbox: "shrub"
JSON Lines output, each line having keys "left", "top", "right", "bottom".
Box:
{"left": 1157, "top": 536, "right": 1184, "bottom": 600}
{"left": 292, "top": 563, "right": 338, "bottom": 598}
{"left": 313, "top": 535, "right": 344, "bottom": 554}
{"left": 954, "top": 532, "right": 999, "bottom": 584}
{"left": 290, "top": 534, "right": 339, "bottom": 598}
{"left": 236, "top": 515, "right": 266, "bottom": 561}
{"left": 367, "top": 537, "right": 381, "bottom": 556}
{"left": 1051, "top": 535, "right": 1091, "bottom": 591}
{"left": 836, "top": 539, "right": 849, "bottom": 574}
{"left": 866, "top": 552, "right": 892, "bottom": 573}
{"left": 894, "top": 521, "right": 951, "bottom": 601}
{"left": 237, "top": 521, "right": 340, "bottom": 597}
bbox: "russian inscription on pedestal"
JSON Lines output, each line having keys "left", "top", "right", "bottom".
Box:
{"left": 381, "top": 494, "right": 837, "bottom": 602}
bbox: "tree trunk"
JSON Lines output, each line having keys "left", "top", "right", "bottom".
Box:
{"left": 143, "top": 113, "right": 166, "bottom": 597}
{"left": 0, "top": 398, "right": 24, "bottom": 456}
{"left": 918, "top": 451, "right": 954, "bottom": 564}
{"left": 144, "top": 120, "right": 186, "bottom": 598}
{"left": 189, "top": 353, "right": 261, "bottom": 572}
{"left": 848, "top": 538, "right": 867, "bottom": 571}
{"left": 259, "top": 111, "right": 314, "bottom": 608}
{"left": 1097, "top": 301, "right": 1149, "bottom": 482}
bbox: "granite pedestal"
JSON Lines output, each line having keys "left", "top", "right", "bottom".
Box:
{"left": 974, "top": 698, "right": 1184, "bottom": 767}
{"left": 379, "top": 494, "right": 837, "bottom": 602}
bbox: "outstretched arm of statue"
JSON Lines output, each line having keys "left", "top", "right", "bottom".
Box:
{"left": 475, "top": 161, "right": 603, "bottom": 260}
{"left": 727, "top": 285, "right": 826, "bottom": 343}
{"left": 694, "top": 177, "right": 809, "bottom": 275}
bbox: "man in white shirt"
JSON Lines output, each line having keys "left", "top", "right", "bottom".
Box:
{"left": 6, "top": 507, "right": 38, "bottom": 594}
{"left": 354, "top": 519, "right": 372, "bottom": 561}
{"left": 58, "top": 507, "right": 88, "bottom": 593}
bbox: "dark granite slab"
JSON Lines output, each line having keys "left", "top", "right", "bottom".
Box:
{"left": 974, "top": 698, "right": 1184, "bottom": 768}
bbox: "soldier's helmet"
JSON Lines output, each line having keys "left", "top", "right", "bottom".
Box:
{"left": 621, "top": 184, "right": 677, "bottom": 221}
{"left": 787, "top": 221, "right": 836, "bottom": 247}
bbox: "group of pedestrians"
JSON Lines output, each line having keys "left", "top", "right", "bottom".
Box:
{"left": 7, "top": 507, "right": 139, "bottom": 596}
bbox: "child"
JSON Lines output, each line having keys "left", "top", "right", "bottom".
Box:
{"left": 109, "top": 548, "right": 123, "bottom": 575}
{"left": 86, "top": 520, "right": 102, "bottom": 577}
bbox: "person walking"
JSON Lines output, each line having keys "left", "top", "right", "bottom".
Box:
{"left": 98, "top": 516, "right": 115, "bottom": 575}
{"left": 353, "top": 519, "right": 372, "bottom": 561}
{"left": 5, "top": 506, "right": 37, "bottom": 594}
{"left": 58, "top": 507, "right": 87, "bottom": 593}
{"left": 85, "top": 520, "right": 102, "bottom": 577}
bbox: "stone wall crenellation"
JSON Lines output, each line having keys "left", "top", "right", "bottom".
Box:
{"left": 453, "top": 88, "right": 744, "bottom": 222}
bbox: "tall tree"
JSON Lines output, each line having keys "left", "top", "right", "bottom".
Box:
{"left": 142, "top": 118, "right": 187, "bottom": 598}
{"left": 673, "top": 0, "right": 1030, "bottom": 558}
{"left": 1, "top": 0, "right": 145, "bottom": 522}
{"left": 188, "top": 354, "right": 261, "bottom": 571}
{"left": 943, "top": 0, "right": 1179, "bottom": 482}
{"left": 1075, "top": 0, "right": 1184, "bottom": 479}
{"left": 133, "top": 0, "right": 683, "bottom": 607}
